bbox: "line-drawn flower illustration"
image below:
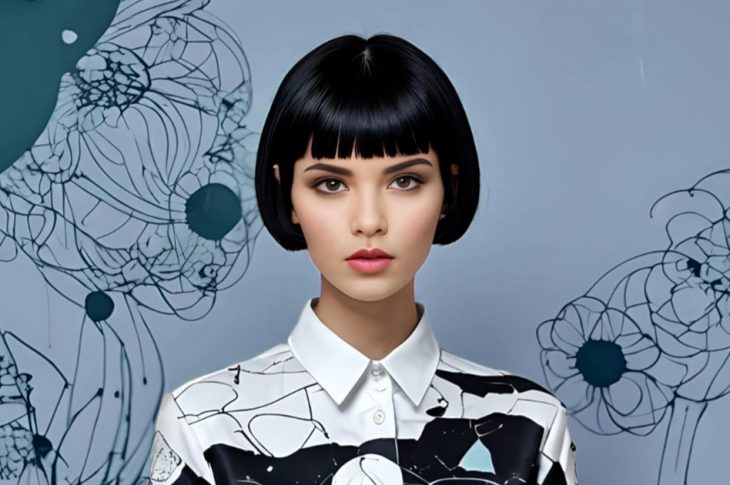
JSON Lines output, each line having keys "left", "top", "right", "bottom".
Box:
{"left": 538, "top": 168, "right": 730, "bottom": 485}
{"left": 538, "top": 294, "right": 673, "bottom": 437}
{"left": 1, "top": 0, "right": 260, "bottom": 320}
{"left": 0, "top": 0, "right": 259, "bottom": 483}
{"left": 0, "top": 297, "right": 162, "bottom": 485}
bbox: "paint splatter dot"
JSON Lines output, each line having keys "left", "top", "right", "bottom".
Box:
{"left": 61, "top": 29, "right": 78, "bottom": 45}
{"left": 185, "top": 183, "right": 242, "bottom": 240}
{"left": 33, "top": 434, "right": 53, "bottom": 458}
{"left": 85, "top": 291, "right": 114, "bottom": 322}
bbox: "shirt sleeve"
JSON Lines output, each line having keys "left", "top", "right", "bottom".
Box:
{"left": 537, "top": 403, "right": 579, "bottom": 485}
{"left": 148, "top": 392, "right": 215, "bottom": 485}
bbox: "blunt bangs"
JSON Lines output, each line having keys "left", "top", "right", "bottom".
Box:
{"left": 256, "top": 33, "right": 480, "bottom": 251}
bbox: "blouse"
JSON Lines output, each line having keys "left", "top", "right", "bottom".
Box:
{"left": 148, "top": 297, "right": 578, "bottom": 484}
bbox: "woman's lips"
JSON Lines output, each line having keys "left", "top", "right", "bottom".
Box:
{"left": 347, "top": 258, "right": 393, "bottom": 274}
{"left": 347, "top": 248, "right": 393, "bottom": 259}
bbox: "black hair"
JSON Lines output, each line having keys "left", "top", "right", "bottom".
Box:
{"left": 255, "top": 33, "right": 480, "bottom": 250}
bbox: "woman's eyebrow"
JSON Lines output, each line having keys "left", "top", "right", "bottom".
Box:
{"left": 303, "top": 158, "right": 433, "bottom": 176}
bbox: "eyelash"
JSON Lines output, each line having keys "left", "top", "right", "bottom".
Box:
{"left": 312, "top": 175, "right": 424, "bottom": 195}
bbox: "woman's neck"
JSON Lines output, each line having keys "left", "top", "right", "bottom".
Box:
{"left": 312, "top": 276, "right": 420, "bottom": 360}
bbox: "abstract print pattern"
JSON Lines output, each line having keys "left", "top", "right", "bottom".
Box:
{"left": 0, "top": 1, "right": 259, "bottom": 483}
{"left": 150, "top": 346, "right": 577, "bottom": 485}
{"left": 537, "top": 168, "right": 730, "bottom": 485}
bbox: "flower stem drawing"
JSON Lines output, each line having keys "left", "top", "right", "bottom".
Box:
{"left": 0, "top": 0, "right": 260, "bottom": 482}
{"left": 659, "top": 397, "right": 707, "bottom": 485}
{"left": 538, "top": 169, "right": 730, "bottom": 485}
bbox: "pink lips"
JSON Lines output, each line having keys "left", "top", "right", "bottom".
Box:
{"left": 347, "top": 258, "right": 393, "bottom": 274}
{"left": 346, "top": 247, "right": 394, "bottom": 274}
{"left": 347, "top": 247, "right": 393, "bottom": 259}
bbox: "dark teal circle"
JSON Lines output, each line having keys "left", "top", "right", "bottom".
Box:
{"left": 185, "top": 183, "right": 242, "bottom": 241}
{"left": 575, "top": 339, "right": 627, "bottom": 388}
{"left": 85, "top": 290, "right": 114, "bottom": 322}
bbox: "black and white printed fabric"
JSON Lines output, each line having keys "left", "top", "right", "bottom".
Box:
{"left": 148, "top": 297, "right": 579, "bottom": 484}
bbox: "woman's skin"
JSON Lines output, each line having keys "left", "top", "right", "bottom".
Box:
{"left": 274, "top": 136, "right": 457, "bottom": 360}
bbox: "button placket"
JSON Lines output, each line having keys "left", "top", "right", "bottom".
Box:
{"left": 366, "top": 361, "right": 393, "bottom": 427}
{"left": 369, "top": 361, "right": 387, "bottom": 393}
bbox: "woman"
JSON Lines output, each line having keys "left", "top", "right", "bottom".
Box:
{"left": 148, "top": 33, "right": 578, "bottom": 485}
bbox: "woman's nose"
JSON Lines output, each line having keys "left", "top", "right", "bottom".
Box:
{"left": 350, "top": 194, "right": 387, "bottom": 236}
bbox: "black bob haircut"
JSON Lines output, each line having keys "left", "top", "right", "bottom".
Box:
{"left": 255, "top": 33, "right": 480, "bottom": 251}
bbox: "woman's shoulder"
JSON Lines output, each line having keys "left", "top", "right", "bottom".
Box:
{"left": 437, "top": 348, "right": 565, "bottom": 408}
{"left": 167, "top": 342, "right": 306, "bottom": 410}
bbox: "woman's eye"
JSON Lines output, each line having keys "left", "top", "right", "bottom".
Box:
{"left": 315, "top": 179, "right": 346, "bottom": 193}
{"left": 390, "top": 175, "right": 422, "bottom": 190}
{"left": 314, "top": 175, "right": 423, "bottom": 194}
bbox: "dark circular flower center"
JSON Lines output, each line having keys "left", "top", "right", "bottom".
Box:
{"left": 185, "top": 183, "right": 242, "bottom": 241}
{"left": 575, "top": 339, "right": 627, "bottom": 388}
{"left": 85, "top": 291, "right": 114, "bottom": 322}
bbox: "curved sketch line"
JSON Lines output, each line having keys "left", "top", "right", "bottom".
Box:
{"left": 0, "top": 0, "right": 259, "bottom": 483}
{"left": 538, "top": 168, "right": 730, "bottom": 485}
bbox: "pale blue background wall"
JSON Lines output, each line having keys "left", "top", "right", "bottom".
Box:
{"left": 2, "top": 1, "right": 729, "bottom": 483}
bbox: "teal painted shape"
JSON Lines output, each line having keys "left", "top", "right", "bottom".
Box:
{"left": 85, "top": 290, "right": 114, "bottom": 322}
{"left": 0, "top": 0, "right": 119, "bottom": 172}
{"left": 458, "top": 439, "right": 495, "bottom": 474}
{"left": 186, "top": 183, "right": 243, "bottom": 241}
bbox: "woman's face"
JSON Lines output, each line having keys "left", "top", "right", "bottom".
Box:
{"left": 284, "top": 140, "right": 445, "bottom": 302}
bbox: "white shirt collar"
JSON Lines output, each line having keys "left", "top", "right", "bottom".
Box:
{"left": 287, "top": 297, "right": 440, "bottom": 408}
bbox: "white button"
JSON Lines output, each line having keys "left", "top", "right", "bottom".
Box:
{"left": 373, "top": 408, "right": 386, "bottom": 425}
{"left": 371, "top": 363, "right": 384, "bottom": 378}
